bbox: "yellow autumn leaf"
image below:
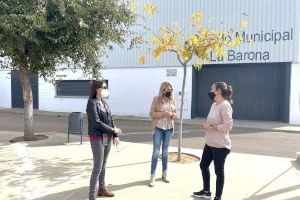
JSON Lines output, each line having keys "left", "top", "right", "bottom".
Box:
{"left": 198, "top": 27, "right": 207, "bottom": 37}
{"left": 216, "top": 51, "right": 225, "bottom": 60}
{"left": 229, "top": 36, "right": 242, "bottom": 47}
{"left": 180, "top": 49, "right": 191, "bottom": 61}
{"left": 144, "top": 4, "right": 158, "bottom": 16}
{"left": 138, "top": 56, "right": 145, "bottom": 64}
{"left": 188, "top": 35, "right": 199, "bottom": 46}
{"left": 192, "top": 11, "right": 203, "bottom": 23}
{"left": 193, "top": 62, "right": 202, "bottom": 71}
{"left": 211, "top": 44, "right": 220, "bottom": 52}
{"left": 241, "top": 20, "right": 247, "bottom": 29}
{"left": 150, "top": 36, "right": 162, "bottom": 46}
{"left": 153, "top": 48, "right": 162, "bottom": 59}
{"left": 129, "top": 1, "right": 138, "bottom": 12}
{"left": 135, "top": 36, "right": 143, "bottom": 44}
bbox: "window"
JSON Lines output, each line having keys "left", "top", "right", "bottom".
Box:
{"left": 56, "top": 80, "right": 108, "bottom": 97}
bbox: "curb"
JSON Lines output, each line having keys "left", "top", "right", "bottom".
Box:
{"left": 0, "top": 108, "right": 299, "bottom": 134}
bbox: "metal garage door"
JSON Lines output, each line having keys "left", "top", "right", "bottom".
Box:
{"left": 191, "top": 63, "right": 291, "bottom": 122}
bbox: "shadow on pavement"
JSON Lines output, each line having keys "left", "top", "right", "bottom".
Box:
{"left": 243, "top": 165, "right": 300, "bottom": 200}
{"left": 291, "top": 160, "right": 300, "bottom": 171}
{"left": 108, "top": 180, "right": 149, "bottom": 192}
{"left": 107, "top": 161, "right": 151, "bottom": 169}
{"left": 36, "top": 180, "right": 150, "bottom": 200}
{"left": 243, "top": 184, "right": 300, "bottom": 200}
{"left": 36, "top": 186, "right": 89, "bottom": 200}
{"left": 282, "top": 196, "right": 300, "bottom": 200}
{"left": 4, "top": 156, "right": 92, "bottom": 195}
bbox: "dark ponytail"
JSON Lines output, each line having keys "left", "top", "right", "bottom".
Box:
{"left": 215, "top": 82, "right": 233, "bottom": 104}
{"left": 225, "top": 84, "right": 233, "bottom": 104}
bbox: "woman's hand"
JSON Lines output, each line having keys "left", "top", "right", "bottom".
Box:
{"left": 167, "top": 111, "right": 173, "bottom": 118}
{"left": 114, "top": 127, "right": 122, "bottom": 135}
{"left": 113, "top": 137, "right": 120, "bottom": 146}
{"left": 163, "top": 111, "right": 173, "bottom": 118}
{"left": 200, "top": 123, "right": 211, "bottom": 130}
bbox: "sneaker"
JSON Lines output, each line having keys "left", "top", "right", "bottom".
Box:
{"left": 214, "top": 197, "right": 222, "bottom": 200}
{"left": 193, "top": 190, "right": 211, "bottom": 199}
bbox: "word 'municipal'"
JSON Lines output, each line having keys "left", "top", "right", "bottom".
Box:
{"left": 235, "top": 29, "right": 293, "bottom": 44}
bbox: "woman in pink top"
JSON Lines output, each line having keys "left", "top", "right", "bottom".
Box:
{"left": 193, "top": 82, "right": 233, "bottom": 200}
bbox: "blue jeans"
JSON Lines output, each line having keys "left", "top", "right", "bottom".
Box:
{"left": 150, "top": 127, "right": 173, "bottom": 175}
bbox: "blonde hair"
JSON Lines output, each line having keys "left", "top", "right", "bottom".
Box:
{"left": 158, "top": 82, "right": 175, "bottom": 104}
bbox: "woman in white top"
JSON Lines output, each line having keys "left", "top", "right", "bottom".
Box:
{"left": 149, "top": 82, "right": 176, "bottom": 187}
{"left": 193, "top": 82, "right": 233, "bottom": 200}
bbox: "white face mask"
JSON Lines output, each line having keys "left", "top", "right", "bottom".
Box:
{"left": 100, "top": 89, "right": 109, "bottom": 99}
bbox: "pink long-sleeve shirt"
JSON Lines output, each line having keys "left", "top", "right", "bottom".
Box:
{"left": 205, "top": 100, "right": 233, "bottom": 149}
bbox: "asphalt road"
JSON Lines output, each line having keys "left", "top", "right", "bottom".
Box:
{"left": 0, "top": 112, "right": 299, "bottom": 158}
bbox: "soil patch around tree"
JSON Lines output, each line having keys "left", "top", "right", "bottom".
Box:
{"left": 9, "top": 134, "right": 49, "bottom": 143}
{"left": 168, "top": 152, "right": 200, "bottom": 163}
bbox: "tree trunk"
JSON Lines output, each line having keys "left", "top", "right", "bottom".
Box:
{"left": 19, "top": 68, "right": 35, "bottom": 141}
{"left": 177, "top": 64, "right": 187, "bottom": 161}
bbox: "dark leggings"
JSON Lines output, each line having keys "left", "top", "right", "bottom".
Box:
{"left": 200, "top": 144, "right": 230, "bottom": 197}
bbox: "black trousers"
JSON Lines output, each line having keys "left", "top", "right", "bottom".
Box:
{"left": 200, "top": 144, "right": 230, "bottom": 197}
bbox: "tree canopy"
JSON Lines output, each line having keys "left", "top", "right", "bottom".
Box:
{"left": 0, "top": 0, "right": 135, "bottom": 78}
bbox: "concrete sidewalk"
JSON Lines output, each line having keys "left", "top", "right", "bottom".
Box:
{"left": 1, "top": 131, "right": 300, "bottom": 200}
{"left": 0, "top": 107, "right": 300, "bottom": 133}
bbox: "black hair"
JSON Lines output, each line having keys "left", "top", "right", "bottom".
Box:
{"left": 89, "top": 80, "right": 106, "bottom": 99}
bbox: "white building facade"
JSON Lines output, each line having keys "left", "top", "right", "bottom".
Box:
{"left": 1, "top": 0, "right": 300, "bottom": 124}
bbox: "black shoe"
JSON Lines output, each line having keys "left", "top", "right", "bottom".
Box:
{"left": 193, "top": 190, "right": 211, "bottom": 199}
{"left": 214, "top": 197, "right": 222, "bottom": 200}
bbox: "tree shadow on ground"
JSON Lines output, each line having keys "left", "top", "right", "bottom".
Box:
{"left": 36, "top": 186, "right": 89, "bottom": 200}
{"left": 36, "top": 180, "right": 150, "bottom": 200}
{"left": 108, "top": 180, "right": 149, "bottom": 191}
{"left": 5, "top": 157, "right": 92, "bottom": 195}
{"left": 107, "top": 161, "right": 150, "bottom": 169}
